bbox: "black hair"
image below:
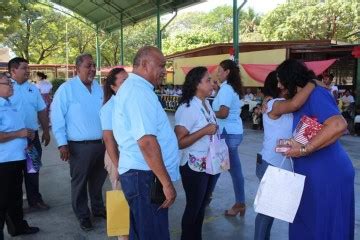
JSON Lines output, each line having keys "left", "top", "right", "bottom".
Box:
{"left": 179, "top": 66, "right": 208, "bottom": 107}
{"left": 263, "top": 71, "right": 280, "bottom": 99}
{"left": 219, "top": 59, "right": 243, "bottom": 98}
{"left": 8, "top": 57, "right": 29, "bottom": 73}
{"left": 103, "top": 68, "right": 126, "bottom": 104}
{"left": 276, "top": 59, "right": 316, "bottom": 98}
{"left": 36, "top": 72, "right": 47, "bottom": 79}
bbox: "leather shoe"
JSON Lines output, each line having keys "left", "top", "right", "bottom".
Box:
{"left": 93, "top": 210, "right": 106, "bottom": 219}
{"left": 79, "top": 218, "right": 93, "bottom": 231}
{"left": 10, "top": 226, "right": 40, "bottom": 236}
{"left": 27, "top": 201, "right": 50, "bottom": 212}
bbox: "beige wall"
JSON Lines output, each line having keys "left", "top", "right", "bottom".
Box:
{"left": 0, "top": 48, "right": 10, "bottom": 62}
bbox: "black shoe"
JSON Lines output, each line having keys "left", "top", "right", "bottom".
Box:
{"left": 10, "top": 226, "right": 40, "bottom": 236}
{"left": 26, "top": 201, "right": 50, "bottom": 213}
{"left": 93, "top": 210, "right": 106, "bottom": 219}
{"left": 79, "top": 218, "right": 93, "bottom": 231}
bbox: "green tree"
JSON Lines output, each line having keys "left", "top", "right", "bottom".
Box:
{"left": 260, "top": 0, "right": 359, "bottom": 42}
{"left": 3, "top": 2, "right": 68, "bottom": 63}
{"left": 0, "top": 0, "right": 22, "bottom": 42}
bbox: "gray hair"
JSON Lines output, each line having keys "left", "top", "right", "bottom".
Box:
{"left": 75, "top": 53, "right": 93, "bottom": 67}
{"left": 133, "top": 46, "right": 161, "bottom": 67}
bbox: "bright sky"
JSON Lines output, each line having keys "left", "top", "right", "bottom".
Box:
{"left": 181, "top": 0, "right": 286, "bottom": 14}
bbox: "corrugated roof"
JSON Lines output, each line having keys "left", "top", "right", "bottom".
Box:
{"left": 51, "top": 0, "right": 204, "bottom": 32}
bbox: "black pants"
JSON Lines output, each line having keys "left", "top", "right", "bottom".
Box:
{"left": 180, "top": 163, "right": 218, "bottom": 240}
{"left": 0, "top": 160, "right": 28, "bottom": 238}
{"left": 68, "top": 141, "right": 107, "bottom": 220}
{"left": 24, "top": 131, "right": 43, "bottom": 206}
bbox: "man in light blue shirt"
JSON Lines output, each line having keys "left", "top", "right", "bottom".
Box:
{"left": 0, "top": 72, "right": 39, "bottom": 238}
{"left": 51, "top": 54, "right": 107, "bottom": 231}
{"left": 113, "top": 46, "right": 179, "bottom": 240}
{"left": 8, "top": 57, "right": 51, "bottom": 211}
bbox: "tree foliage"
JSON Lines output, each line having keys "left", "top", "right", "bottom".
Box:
{"left": 0, "top": 0, "right": 358, "bottom": 66}
{"left": 260, "top": 0, "right": 360, "bottom": 42}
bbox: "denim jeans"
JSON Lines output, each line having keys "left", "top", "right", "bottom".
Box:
{"left": 180, "top": 163, "right": 218, "bottom": 240}
{"left": 208, "top": 130, "right": 244, "bottom": 203}
{"left": 120, "top": 170, "right": 169, "bottom": 240}
{"left": 254, "top": 157, "right": 274, "bottom": 240}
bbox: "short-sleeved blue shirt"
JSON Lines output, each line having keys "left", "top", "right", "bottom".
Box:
{"left": 100, "top": 96, "right": 114, "bottom": 131}
{"left": 112, "top": 73, "right": 180, "bottom": 181}
{"left": 10, "top": 80, "right": 46, "bottom": 130}
{"left": 212, "top": 81, "right": 244, "bottom": 134}
{"left": 0, "top": 98, "right": 27, "bottom": 163}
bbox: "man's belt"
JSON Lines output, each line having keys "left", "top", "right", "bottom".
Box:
{"left": 68, "top": 139, "right": 103, "bottom": 144}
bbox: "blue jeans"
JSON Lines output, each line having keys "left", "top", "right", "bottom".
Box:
{"left": 120, "top": 170, "right": 170, "bottom": 240}
{"left": 254, "top": 156, "right": 274, "bottom": 240}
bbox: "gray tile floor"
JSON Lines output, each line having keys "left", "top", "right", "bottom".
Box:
{"left": 5, "top": 113, "right": 360, "bottom": 239}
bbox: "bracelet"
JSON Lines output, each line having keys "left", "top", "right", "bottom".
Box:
{"left": 299, "top": 146, "right": 307, "bottom": 156}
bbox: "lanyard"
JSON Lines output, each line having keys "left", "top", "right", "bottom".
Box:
{"left": 197, "top": 100, "right": 216, "bottom": 124}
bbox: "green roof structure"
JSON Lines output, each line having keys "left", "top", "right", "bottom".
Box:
{"left": 51, "top": 0, "right": 204, "bottom": 32}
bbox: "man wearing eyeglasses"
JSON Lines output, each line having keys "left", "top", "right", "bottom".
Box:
{"left": 51, "top": 53, "right": 107, "bottom": 231}
{"left": 8, "top": 57, "right": 51, "bottom": 212}
{"left": 0, "top": 72, "right": 39, "bottom": 238}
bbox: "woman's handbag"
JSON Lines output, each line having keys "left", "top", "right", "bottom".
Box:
{"left": 205, "top": 133, "right": 230, "bottom": 175}
{"left": 106, "top": 190, "right": 130, "bottom": 236}
{"left": 253, "top": 157, "right": 306, "bottom": 223}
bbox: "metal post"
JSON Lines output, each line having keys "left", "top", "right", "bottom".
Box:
{"left": 95, "top": 26, "right": 101, "bottom": 81}
{"left": 233, "top": 0, "right": 247, "bottom": 64}
{"left": 156, "top": 0, "right": 161, "bottom": 49}
{"left": 120, "top": 14, "right": 124, "bottom": 65}
{"left": 233, "top": 0, "right": 239, "bottom": 63}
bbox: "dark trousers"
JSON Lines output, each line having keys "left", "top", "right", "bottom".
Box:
{"left": 24, "top": 131, "right": 43, "bottom": 206}
{"left": 0, "top": 160, "right": 28, "bottom": 238}
{"left": 180, "top": 163, "right": 218, "bottom": 240}
{"left": 120, "top": 170, "right": 170, "bottom": 240}
{"left": 68, "top": 141, "right": 107, "bottom": 220}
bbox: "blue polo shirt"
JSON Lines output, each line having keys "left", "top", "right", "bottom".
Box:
{"left": 0, "top": 98, "right": 27, "bottom": 163}
{"left": 112, "top": 73, "right": 180, "bottom": 181}
{"left": 212, "top": 81, "right": 244, "bottom": 134}
{"left": 51, "top": 76, "right": 104, "bottom": 146}
{"left": 100, "top": 96, "right": 114, "bottom": 131}
{"left": 10, "top": 80, "right": 46, "bottom": 130}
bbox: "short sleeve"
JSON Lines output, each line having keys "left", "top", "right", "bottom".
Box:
{"left": 309, "top": 87, "right": 340, "bottom": 124}
{"left": 175, "top": 104, "right": 197, "bottom": 132}
{"left": 216, "top": 84, "right": 233, "bottom": 108}
{"left": 100, "top": 103, "right": 112, "bottom": 130}
{"left": 127, "top": 90, "right": 158, "bottom": 140}
{"left": 35, "top": 87, "right": 46, "bottom": 111}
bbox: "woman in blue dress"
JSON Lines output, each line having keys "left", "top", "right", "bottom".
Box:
{"left": 277, "top": 59, "right": 355, "bottom": 240}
